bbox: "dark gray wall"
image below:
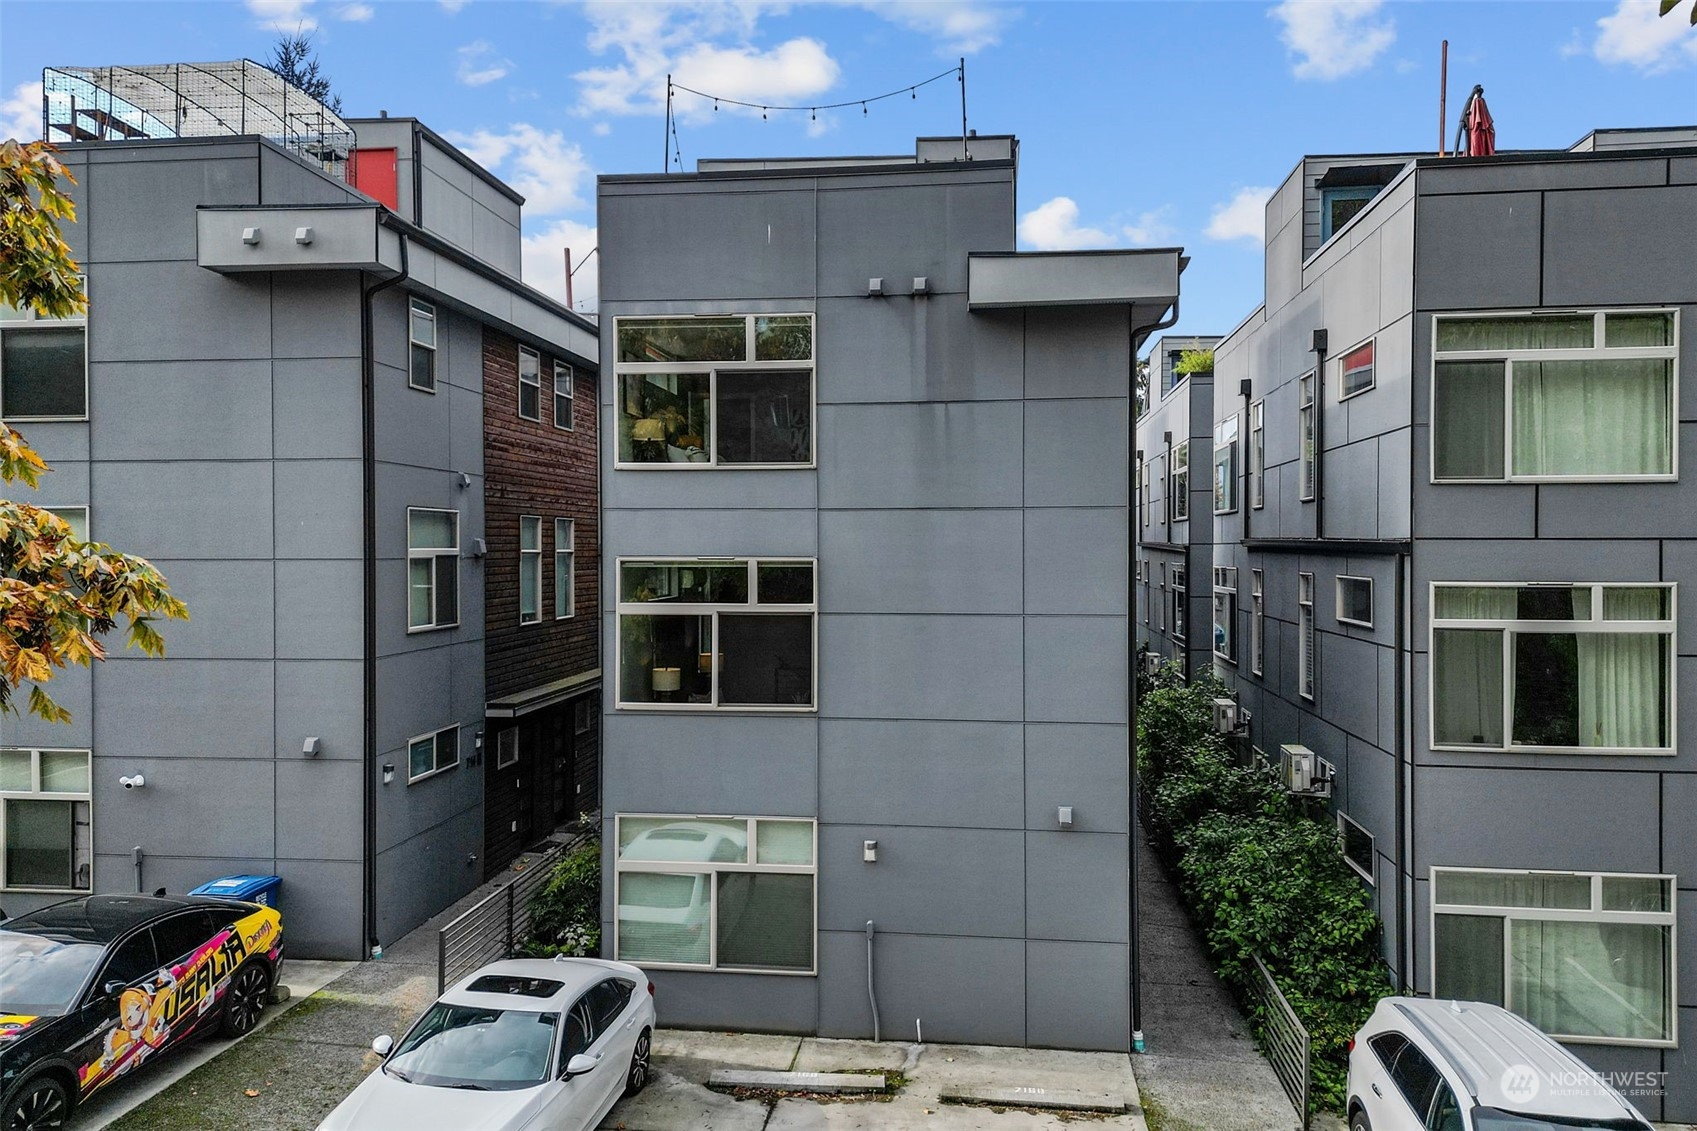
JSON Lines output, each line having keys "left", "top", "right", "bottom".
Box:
{"left": 598, "top": 160, "right": 1134, "bottom": 1050}
{"left": 1135, "top": 341, "right": 1214, "bottom": 675}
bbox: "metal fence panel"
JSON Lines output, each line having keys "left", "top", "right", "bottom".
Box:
{"left": 437, "top": 836, "right": 589, "bottom": 992}
{"left": 1247, "top": 953, "right": 1310, "bottom": 1130}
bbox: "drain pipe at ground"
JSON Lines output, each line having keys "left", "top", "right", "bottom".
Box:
{"left": 865, "top": 920, "right": 880, "bottom": 1043}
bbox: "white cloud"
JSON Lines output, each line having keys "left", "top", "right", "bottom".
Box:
{"left": 1018, "top": 197, "right": 1113, "bottom": 251}
{"left": 592, "top": 122, "right": 612, "bottom": 136}
{"left": 440, "top": 0, "right": 468, "bottom": 10}
{"left": 337, "top": 3, "right": 374, "bottom": 20}
{"left": 1269, "top": 0, "right": 1395, "bottom": 80}
{"left": 1205, "top": 187, "right": 1275, "bottom": 245}
{"left": 1122, "top": 207, "right": 1177, "bottom": 246}
{"left": 1592, "top": 0, "right": 1697, "bottom": 71}
{"left": 523, "top": 219, "right": 600, "bottom": 314}
{"left": 446, "top": 124, "right": 591, "bottom": 216}
{"left": 247, "top": 0, "right": 317, "bottom": 32}
{"left": 850, "top": 1, "right": 1015, "bottom": 54}
{"left": 457, "top": 40, "right": 514, "bottom": 86}
{"left": 1, "top": 81, "right": 43, "bottom": 142}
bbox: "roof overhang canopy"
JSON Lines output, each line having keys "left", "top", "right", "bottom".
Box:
{"left": 967, "top": 250, "right": 1182, "bottom": 325}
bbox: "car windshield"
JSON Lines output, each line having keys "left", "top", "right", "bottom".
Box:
{"left": 0, "top": 932, "right": 102, "bottom": 1015}
{"left": 385, "top": 1003, "right": 558, "bottom": 1090}
{"left": 1473, "top": 1107, "right": 1649, "bottom": 1131}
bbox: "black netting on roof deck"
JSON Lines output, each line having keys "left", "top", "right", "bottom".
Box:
{"left": 42, "top": 61, "right": 355, "bottom": 179}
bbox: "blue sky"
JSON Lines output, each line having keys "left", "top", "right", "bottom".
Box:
{"left": 2, "top": 0, "right": 1693, "bottom": 342}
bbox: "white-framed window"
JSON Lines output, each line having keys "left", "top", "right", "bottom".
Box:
{"left": 617, "top": 558, "right": 816, "bottom": 710}
{"left": 0, "top": 748, "right": 92, "bottom": 892}
{"left": 1298, "top": 572, "right": 1315, "bottom": 700}
{"left": 1249, "top": 400, "right": 1265, "bottom": 510}
{"left": 518, "top": 345, "right": 542, "bottom": 421}
{"left": 1250, "top": 569, "right": 1265, "bottom": 677}
{"left": 519, "top": 515, "right": 542, "bottom": 625}
{"left": 1157, "top": 564, "right": 1166, "bottom": 633}
{"left": 1213, "top": 566, "right": 1237, "bottom": 663}
{"left": 1338, "top": 339, "right": 1375, "bottom": 400}
{"left": 1138, "top": 459, "right": 1149, "bottom": 529}
{"left": 1298, "top": 372, "right": 1316, "bottom": 503}
{"left": 553, "top": 361, "right": 574, "bottom": 431}
{"left": 614, "top": 814, "right": 816, "bottom": 973}
{"left": 1432, "top": 309, "right": 1677, "bottom": 482}
{"left": 408, "top": 298, "right": 437, "bottom": 393}
{"left": 1213, "top": 415, "right": 1238, "bottom": 515}
{"left": 555, "top": 518, "right": 575, "bottom": 620}
{"left": 614, "top": 314, "right": 813, "bottom": 468}
{"left": 408, "top": 725, "right": 460, "bottom": 783}
{"left": 1337, "top": 812, "right": 1373, "bottom": 885}
{"left": 1430, "top": 582, "right": 1674, "bottom": 754}
{"left": 45, "top": 505, "right": 88, "bottom": 541}
{"left": 407, "top": 508, "right": 460, "bottom": 632}
{"left": 0, "top": 278, "right": 88, "bottom": 421}
{"left": 1337, "top": 575, "right": 1374, "bottom": 628}
{"left": 1171, "top": 567, "right": 1188, "bottom": 643}
{"left": 1170, "top": 441, "right": 1190, "bottom": 522}
{"left": 1431, "top": 867, "right": 1676, "bottom": 1046}
{"left": 495, "top": 727, "right": 518, "bottom": 770}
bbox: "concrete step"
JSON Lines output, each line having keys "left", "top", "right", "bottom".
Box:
{"left": 939, "top": 1085, "right": 1128, "bottom": 1114}
{"left": 708, "top": 1069, "right": 887, "bottom": 1093}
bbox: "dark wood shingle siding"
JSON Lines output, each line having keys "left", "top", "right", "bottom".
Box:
{"left": 482, "top": 329, "right": 600, "bottom": 698}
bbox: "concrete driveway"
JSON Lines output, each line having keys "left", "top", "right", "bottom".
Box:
{"left": 607, "top": 1030, "right": 1149, "bottom": 1131}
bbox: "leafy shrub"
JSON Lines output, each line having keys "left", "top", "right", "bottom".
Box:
{"left": 521, "top": 836, "right": 602, "bottom": 958}
{"left": 1138, "top": 675, "right": 1388, "bottom": 1112}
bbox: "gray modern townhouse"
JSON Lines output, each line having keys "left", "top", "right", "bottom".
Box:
{"left": 1180, "top": 125, "right": 1697, "bottom": 1120}
{"left": 596, "top": 135, "right": 1180, "bottom": 1049}
{"left": 1135, "top": 333, "right": 1220, "bottom": 677}
{"left": 0, "top": 62, "right": 600, "bottom": 959}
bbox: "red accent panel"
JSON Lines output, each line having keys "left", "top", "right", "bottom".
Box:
{"left": 351, "top": 147, "right": 399, "bottom": 210}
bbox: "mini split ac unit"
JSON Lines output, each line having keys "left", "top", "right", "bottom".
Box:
{"left": 1211, "top": 697, "right": 1238, "bottom": 735}
{"left": 1140, "top": 652, "right": 1162, "bottom": 677}
{"left": 1280, "top": 744, "right": 1335, "bottom": 798}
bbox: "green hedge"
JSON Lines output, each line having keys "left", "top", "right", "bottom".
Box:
{"left": 1138, "top": 662, "right": 1388, "bottom": 1111}
{"left": 520, "top": 836, "right": 602, "bottom": 959}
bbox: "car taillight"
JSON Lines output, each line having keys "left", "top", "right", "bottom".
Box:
{"left": 647, "top": 982, "right": 656, "bottom": 996}
{"left": 1346, "top": 1038, "right": 1355, "bottom": 1052}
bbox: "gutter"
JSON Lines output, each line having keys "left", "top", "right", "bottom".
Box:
{"left": 360, "top": 232, "right": 409, "bottom": 958}
{"left": 1129, "top": 296, "right": 1179, "bottom": 1056}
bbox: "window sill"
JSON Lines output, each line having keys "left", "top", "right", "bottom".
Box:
{"left": 613, "top": 960, "right": 816, "bottom": 977}
{"left": 1430, "top": 744, "right": 1675, "bottom": 757}
{"left": 615, "top": 703, "right": 817, "bottom": 714}
{"left": 407, "top": 764, "right": 461, "bottom": 786}
{"left": 406, "top": 624, "right": 461, "bottom": 635}
{"left": 612, "top": 461, "right": 817, "bottom": 472}
{"left": 1337, "top": 618, "right": 1374, "bottom": 629}
{"left": 2, "top": 885, "right": 91, "bottom": 895}
{"left": 1338, "top": 385, "right": 1375, "bottom": 403}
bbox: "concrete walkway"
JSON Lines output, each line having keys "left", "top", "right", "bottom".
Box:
{"left": 1131, "top": 813, "right": 1313, "bottom": 1131}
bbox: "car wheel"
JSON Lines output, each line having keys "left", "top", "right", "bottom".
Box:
{"left": 3, "top": 1074, "right": 71, "bottom": 1131}
{"left": 219, "top": 960, "right": 272, "bottom": 1038}
{"left": 1350, "top": 1110, "right": 1372, "bottom": 1131}
{"left": 623, "top": 1028, "right": 652, "bottom": 1097}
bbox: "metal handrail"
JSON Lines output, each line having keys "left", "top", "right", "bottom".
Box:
{"left": 1247, "top": 953, "right": 1311, "bottom": 1130}
{"left": 436, "top": 840, "right": 574, "bottom": 992}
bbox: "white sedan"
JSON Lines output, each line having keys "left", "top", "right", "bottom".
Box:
{"left": 316, "top": 956, "right": 655, "bottom": 1131}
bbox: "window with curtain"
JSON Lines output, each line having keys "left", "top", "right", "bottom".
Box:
{"left": 1432, "top": 310, "right": 1677, "bottom": 481}
{"left": 519, "top": 516, "right": 542, "bottom": 625}
{"left": 1430, "top": 583, "right": 1673, "bottom": 752}
{"left": 1432, "top": 868, "right": 1675, "bottom": 1045}
{"left": 614, "top": 815, "right": 815, "bottom": 972}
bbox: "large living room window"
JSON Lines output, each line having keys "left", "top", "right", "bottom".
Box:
{"left": 1432, "top": 310, "right": 1677, "bottom": 481}
{"left": 614, "top": 814, "right": 815, "bottom": 973}
{"left": 1432, "top": 867, "right": 1675, "bottom": 1045}
{"left": 1430, "top": 583, "right": 1673, "bottom": 753}
{"left": 616, "top": 558, "right": 815, "bottom": 710}
{"left": 0, "top": 283, "right": 88, "bottom": 420}
{"left": 614, "top": 314, "right": 813, "bottom": 467}
{"left": 0, "top": 748, "right": 92, "bottom": 892}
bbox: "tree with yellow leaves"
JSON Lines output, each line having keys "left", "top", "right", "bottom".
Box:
{"left": 1, "top": 138, "right": 188, "bottom": 722}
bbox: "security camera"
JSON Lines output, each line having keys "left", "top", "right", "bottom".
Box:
{"left": 119, "top": 774, "right": 146, "bottom": 790}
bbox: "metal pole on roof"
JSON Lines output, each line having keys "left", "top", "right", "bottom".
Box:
{"left": 958, "top": 58, "right": 967, "bottom": 160}
{"left": 663, "top": 75, "right": 672, "bottom": 171}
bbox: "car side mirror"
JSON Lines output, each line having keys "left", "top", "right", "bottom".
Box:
{"left": 563, "top": 1054, "right": 597, "bottom": 1079}
{"left": 371, "top": 1035, "right": 393, "bottom": 1057}
{"left": 103, "top": 980, "right": 127, "bottom": 997}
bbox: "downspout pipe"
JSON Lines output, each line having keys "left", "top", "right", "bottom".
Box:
{"left": 1129, "top": 297, "right": 1178, "bottom": 1055}
{"left": 1239, "top": 379, "right": 1253, "bottom": 541}
{"left": 1311, "top": 329, "right": 1328, "bottom": 540}
{"left": 360, "top": 225, "right": 409, "bottom": 958}
{"left": 1394, "top": 550, "right": 1411, "bottom": 991}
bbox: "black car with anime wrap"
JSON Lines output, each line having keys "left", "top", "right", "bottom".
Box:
{"left": 0, "top": 893, "right": 284, "bottom": 1130}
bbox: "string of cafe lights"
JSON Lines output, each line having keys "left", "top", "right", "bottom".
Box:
{"left": 662, "top": 60, "right": 968, "bottom": 172}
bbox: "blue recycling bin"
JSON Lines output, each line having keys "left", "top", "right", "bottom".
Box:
{"left": 189, "top": 874, "right": 283, "bottom": 910}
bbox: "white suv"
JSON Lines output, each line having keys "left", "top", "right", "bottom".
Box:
{"left": 1347, "top": 998, "right": 1653, "bottom": 1131}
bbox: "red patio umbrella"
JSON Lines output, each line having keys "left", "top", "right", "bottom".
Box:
{"left": 1454, "top": 85, "right": 1496, "bottom": 157}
